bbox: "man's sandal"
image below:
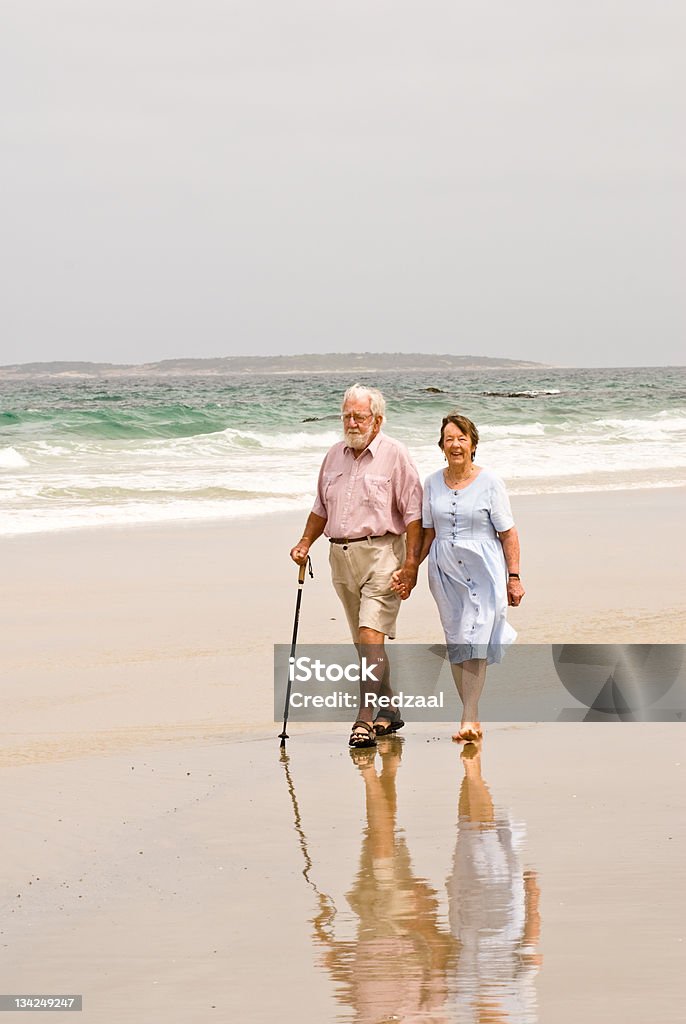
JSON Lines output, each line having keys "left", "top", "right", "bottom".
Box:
{"left": 372, "top": 711, "right": 405, "bottom": 737}
{"left": 349, "top": 721, "right": 377, "bottom": 748}
{"left": 349, "top": 746, "right": 377, "bottom": 768}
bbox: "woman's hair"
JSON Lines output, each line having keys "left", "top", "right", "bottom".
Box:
{"left": 438, "top": 413, "right": 479, "bottom": 459}
{"left": 341, "top": 383, "right": 386, "bottom": 421}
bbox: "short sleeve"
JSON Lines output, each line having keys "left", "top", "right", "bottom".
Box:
{"left": 311, "top": 457, "right": 329, "bottom": 518}
{"left": 391, "top": 446, "right": 423, "bottom": 526}
{"left": 488, "top": 475, "right": 515, "bottom": 532}
{"left": 422, "top": 475, "right": 434, "bottom": 529}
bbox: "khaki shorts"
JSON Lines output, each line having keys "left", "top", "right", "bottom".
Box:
{"left": 328, "top": 533, "right": 406, "bottom": 640}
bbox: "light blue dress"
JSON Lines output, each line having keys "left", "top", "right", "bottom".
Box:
{"left": 423, "top": 468, "right": 517, "bottom": 664}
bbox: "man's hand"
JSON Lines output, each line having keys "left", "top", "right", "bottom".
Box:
{"left": 290, "top": 512, "right": 326, "bottom": 565}
{"left": 290, "top": 540, "right": 311, "bottom": 566}
{"left": 391, "top": 563, "right": 418, "bottom": 600}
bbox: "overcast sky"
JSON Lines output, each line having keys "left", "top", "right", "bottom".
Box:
{"left": 2, "top": 1, "right": 684, "bottom": 367}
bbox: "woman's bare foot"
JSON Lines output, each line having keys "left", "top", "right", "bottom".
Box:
{"left": 452, "top": 722, "right": 483, "bottom": 743}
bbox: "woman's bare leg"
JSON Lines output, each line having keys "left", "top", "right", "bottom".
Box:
{"left": 450, "top": 658, "right": 486, "bottom": 740}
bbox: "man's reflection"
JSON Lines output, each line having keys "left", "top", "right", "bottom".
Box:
{"left": 317, "top": 738, "right": 457, "bottom": 1022}
{"left": 309, "top": 739, "right": 542, "bottom": 1023}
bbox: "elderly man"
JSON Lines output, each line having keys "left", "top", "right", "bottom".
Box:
{"left": 290, "top": 384, "right": 422, "bottom": 748}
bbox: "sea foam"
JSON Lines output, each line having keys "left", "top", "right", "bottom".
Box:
{"left": 0, "top": 446, "right": 29, "bottom": 468}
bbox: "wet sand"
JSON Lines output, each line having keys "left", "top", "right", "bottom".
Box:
{"left": 1, "top": 728, "right": 684, "bottom": 1022}
{"left": 1, "top": 487, "right": 685, "bottom": 1020}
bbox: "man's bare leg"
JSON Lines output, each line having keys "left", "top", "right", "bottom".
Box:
{"left": 356, "top": 626, "right": 391, "bottom": 727}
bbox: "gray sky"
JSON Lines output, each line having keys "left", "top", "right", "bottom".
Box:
{"left": 2, "top": 1, "right": 684, "bottom": 367}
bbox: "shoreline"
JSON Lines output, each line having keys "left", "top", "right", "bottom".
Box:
{"left": 2, "top": 480, "right": 685, "bottom": 541}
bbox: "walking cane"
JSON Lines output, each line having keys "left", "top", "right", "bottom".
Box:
{"left": 279, "top": 556, "right": 313, "bottom": 747}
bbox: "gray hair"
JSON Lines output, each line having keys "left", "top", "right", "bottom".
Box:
{"left": 341, "top": 383, "right": 386, "bottom": 421}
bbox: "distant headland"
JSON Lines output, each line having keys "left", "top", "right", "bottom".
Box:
{"left": 0, "top": 353, "right": 547, "bottom": 378}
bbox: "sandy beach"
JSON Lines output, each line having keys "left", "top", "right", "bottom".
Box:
{"left": 1, "top": 487, "right": 685, "bottom": 1021}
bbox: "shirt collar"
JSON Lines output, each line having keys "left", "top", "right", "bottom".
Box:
{"left": 344, "top": 430, "right": 384, "bottom": 458}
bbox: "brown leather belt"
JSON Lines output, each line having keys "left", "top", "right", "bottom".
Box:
{"left": 328, "top": 534, "right": 389, "bottom": 545}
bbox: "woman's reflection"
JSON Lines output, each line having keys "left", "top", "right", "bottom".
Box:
{"left": 448, "top": 742, "right": 542, "bottom": 1022}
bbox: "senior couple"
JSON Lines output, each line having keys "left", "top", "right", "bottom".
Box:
{"left": 290, "top": 384, "right": 525, "bottom": 748}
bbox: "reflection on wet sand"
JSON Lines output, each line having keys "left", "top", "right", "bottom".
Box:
{"left": 318, "top": 738, "right": 457, "bottom": 1023}
{"left": 282, "top": 740, "right": 541, "bottom": 1023}
{"left": 449, "top": 744, "right": 542, "bottom": 1022}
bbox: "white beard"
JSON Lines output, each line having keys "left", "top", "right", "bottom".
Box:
{"left": 343, "top": 425, "right": 374, "bottom": 450}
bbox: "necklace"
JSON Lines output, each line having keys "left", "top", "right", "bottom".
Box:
{"left": 444, "top": 466, "right": 475, "bottom": 489}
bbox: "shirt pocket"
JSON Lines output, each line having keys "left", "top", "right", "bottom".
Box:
{"left": 322, "top": 471, "right": 343, "bottom": 501}
{"left": 363, "top": 473, "right": 391, "bottom": 511}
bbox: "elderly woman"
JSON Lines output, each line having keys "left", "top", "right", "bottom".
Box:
{"left": 396, "top": 414, "right": 524, "bottom": 742}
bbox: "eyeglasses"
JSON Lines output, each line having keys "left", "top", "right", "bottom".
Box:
{"left": 341, "top": 412, "right": 374, "bottom": 424}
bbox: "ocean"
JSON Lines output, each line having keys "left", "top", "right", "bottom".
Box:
{"left": 1, "top": 366, "right": 684, "bottom": 536}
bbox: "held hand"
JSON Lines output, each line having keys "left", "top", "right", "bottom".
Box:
{"left": 507, "top": 578, "right": 525, "bottom": 607}
{"left": 390, "top": 571, "right": 403, "bottom": 595}
{"left": 290, "top": 541, "right": 310, "bottom": 565}
{"left": 391, "top": 564, "right": 418, "bottom": 600}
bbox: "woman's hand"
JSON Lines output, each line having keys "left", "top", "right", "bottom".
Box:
{"left": 507, "top": 577, "right": 525, "bottom": 606}
{"left": 498, "top": 527, "right": 524, "bottom": 606}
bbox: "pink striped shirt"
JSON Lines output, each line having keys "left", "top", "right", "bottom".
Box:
{"left": 312, "top": 432, "right": 422, "bottom": 538}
